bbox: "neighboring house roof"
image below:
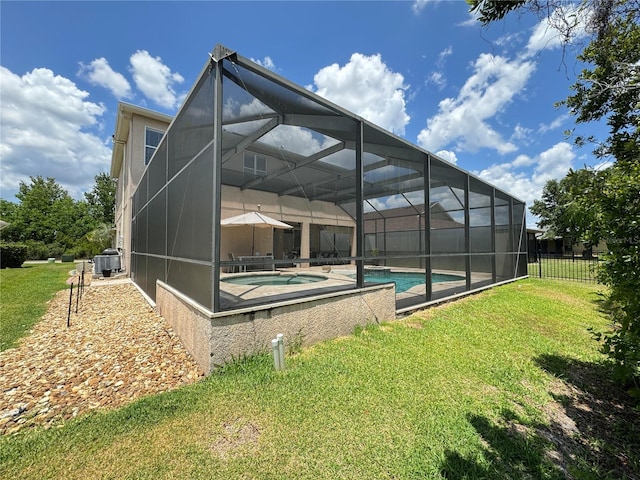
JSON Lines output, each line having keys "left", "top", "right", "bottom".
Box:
{"left": 364, "top": 202, "right": 463, "bottom": 233}
{"left": 110, "top": 102, "right": 173, "bottom": 178}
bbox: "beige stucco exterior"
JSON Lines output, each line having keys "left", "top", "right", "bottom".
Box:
{"left": 220, "top": 185, "right": 357, "bottom": 264}
{"left": 111, "top": 103, "right": 172, "bottom": 273}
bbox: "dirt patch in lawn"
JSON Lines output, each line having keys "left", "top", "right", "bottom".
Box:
{"left": 209, "top": 417, "right": 261, "bottom": 459}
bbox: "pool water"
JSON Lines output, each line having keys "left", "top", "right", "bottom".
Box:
{"left": 222, "top": 271, "right": 463, "bottom": 293}
{"left": 222, "top": 274, "right": 327, "bottom": 286}
{"left": 360, "top": 272, "right": 463, "bottom": 293}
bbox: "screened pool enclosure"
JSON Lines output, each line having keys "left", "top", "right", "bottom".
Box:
{"left": 131, "top": 44, "right": 528, "bottom": 313}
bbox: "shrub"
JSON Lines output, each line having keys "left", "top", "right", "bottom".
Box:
{"left": 23, "top": 240, "right": 50, "bottom": 260}
{"left": 0, "top": 243, "right": 27, "bottom": 268}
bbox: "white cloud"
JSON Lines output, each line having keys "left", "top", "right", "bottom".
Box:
{"left": 435, "top": 150, "right": 458, "bottom": 164}
{"left": 412, "top": 0, "right": 439, "bottom": 15}
{"left": 426, "top": 71, "right": 446, "bottom": 89}
{"left": 531, "top": 141, "right": 576, "bottom": 186}
{"left": 525, "top": 4, "right": 591, "bottom": 57}
{"left": 78, "top": 57, "right": 131, "bottom": 99}
{"left": 494, "top": 32, "right": 525, "bottom": 48}
{"left": 251, "top": 56, "right": 276, "bottom": 70}
{"left": 510, "top": 124, "right": 533, "bottom": 144}
{"left": 426, "top": 46, "right": 453, "bottom": 90}
{"left": 416, "top": 4, "right": 587, "bottom": 162}
{"left": 538, "top": 113, "right": 569, "bottom": 133}
{"left": 417, "top": 53, "right": 535, "bottom": 154}
{"left": 0, "top": 66, "right": 111, "bottom": 201}
{"left": 312, "top": 52, "right": 410, "bottom": 136}
{"left": 511, "top": 154, "right": 536, "bottom": 168}
{"left": 438, "top": 46, "right": 453, "bottom": 64}
{"left": 458, "top": 8, "right": 481, "bottom": 27}
{"left": 474, "top": 141, "right": 576, "bottom": 225}
{"left": 129, "top": 50, "right": 184, "bottom": 109}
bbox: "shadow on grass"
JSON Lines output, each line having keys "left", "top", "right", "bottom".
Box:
{"left": 439, "top": 409, "right": 567, "bottom": 480}
{"left": 439, "top": 355, "right": 640, "bottom": 479}
{"left": 535, "top": 354, "right": 640, "bottom": 479}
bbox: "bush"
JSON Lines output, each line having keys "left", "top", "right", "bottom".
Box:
{"left": 70, "top": 239, "right": 103, "bottom": 259}
{"left": 21, "top": 240, "right": 68, "bottom": 260}
{"left": 0, "top": 243, "right": 27, "bottom": 268}
{"left": 23, "top": 240, "right": 50, "bottom": 260}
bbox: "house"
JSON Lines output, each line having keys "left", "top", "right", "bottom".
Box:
{"left": 526, "top": 228, "right": 607, "bottom": 260}
{"left": 110, "top": 44, "right": 528, "bottom": 373}
{"left": 111, "top": 103, "right": 173, "bottom": 274}
{"left": 111, "top": 108, "right": 357, "bottom": 277}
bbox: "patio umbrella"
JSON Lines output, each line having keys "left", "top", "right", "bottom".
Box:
{"left": 221, "top": 211, "right": 293, "bottom": 255}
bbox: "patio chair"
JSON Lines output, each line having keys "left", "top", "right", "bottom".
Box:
{"left": 228, "top": 253, "right": 238, "bottom": 273}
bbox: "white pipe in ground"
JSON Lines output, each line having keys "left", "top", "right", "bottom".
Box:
{"left": 277, "top": 333, "right": 285, "bottom": 370}
{"left": 272, "top": 338, "right": 281, "bottom": 371}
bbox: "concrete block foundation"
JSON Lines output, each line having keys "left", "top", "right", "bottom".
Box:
{"left": 156, "top": 280, "right": 396, "bottom": 374}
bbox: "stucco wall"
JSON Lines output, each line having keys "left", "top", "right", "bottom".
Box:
{"left": 155, "top": 280, "right": 396, "bottom": 374}
{"left": 112, "top": 109, "right": 170, "bottom": 274}
{"left": 219, "top": 184, "right": 356, "bottom": 266}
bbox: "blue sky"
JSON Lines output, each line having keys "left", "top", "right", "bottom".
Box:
{"left": 0, "top": 1, "right": 607, "bottom": 227}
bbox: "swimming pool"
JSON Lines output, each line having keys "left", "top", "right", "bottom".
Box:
{"left": 358, "top": 271, "right": 464, "bottom": 293}
{"left": 221, "top": 271, "right": 463, "bottom": 293}
{"left": 222, "top": 273, "right": 328, "bottom": 286}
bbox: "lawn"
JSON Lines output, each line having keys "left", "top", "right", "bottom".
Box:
{"left": 0, "top": 262, "right": 73, "bottom": 351}
{"left": 2, "top": 278, "right": 638, "bottom": 479}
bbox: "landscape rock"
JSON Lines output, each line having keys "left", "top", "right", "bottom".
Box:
{"left": 0, "top": 281, "right": 203, "bottom": 435}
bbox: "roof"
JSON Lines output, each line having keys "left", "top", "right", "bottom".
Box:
{"left": 110, "top": 102, "right": 172, "bottom": 178}
{"left": 126, "top": 44, "right": 526, "bottom": 216}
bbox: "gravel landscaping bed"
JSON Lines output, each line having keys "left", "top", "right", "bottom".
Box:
{"left": 0, "top": 280, "right": 203, "bottom": 435}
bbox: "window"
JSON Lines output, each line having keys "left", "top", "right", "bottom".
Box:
{"left": 145, "top": 127, "right": 164, "bottom": 165}
{"left": 243, "top": 152, "right": 267, "bottom": 175}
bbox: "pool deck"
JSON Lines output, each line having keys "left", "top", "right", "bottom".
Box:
{"left": 219, "top": 269, "right": 356, "bottom": 309}
{"left": 219, "top": 266, "right": 491, "bottom": 312}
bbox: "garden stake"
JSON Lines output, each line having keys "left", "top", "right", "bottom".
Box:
{"left": 75, "top": 275, "right": 80, "bottom": 314}
{"left": 79, "top": 262, "right": 85, "bottom": 299}
{"left": 67, "top": 282, "right": 74, "bottom": 328}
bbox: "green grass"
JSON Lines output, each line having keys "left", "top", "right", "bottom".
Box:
{"left": 0, "top": 262, "right": 72, "bottom": 351}
{"left": 2, "top": 278, "right": 636, "bottom": 479}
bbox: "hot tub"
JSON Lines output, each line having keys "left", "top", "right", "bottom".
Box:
{"left": 222, "top": 273, "right": 328, "bottom": 286}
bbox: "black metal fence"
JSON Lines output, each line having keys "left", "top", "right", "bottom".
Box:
{"left": 527, "top": 254, "right": 601, "bottom": 283}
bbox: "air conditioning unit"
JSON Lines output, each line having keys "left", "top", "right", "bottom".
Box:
{"left": 94, "top": 253, "right": 121, "bottom": 274}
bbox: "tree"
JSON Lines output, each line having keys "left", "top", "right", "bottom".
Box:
{"left": 0, "top": 199, "right": 18, "bottom": 241}
{"left": 84, "top": 172, "right": 116, "bottom": 225}
{"left": 530, "top": 168, "right": 598, "bottom": 248}
{"left": 468, "top": 0, "right": 640, "bottom": 391}
{"left": 7, "top": 176, "right": 100, "bottom": 258}
{"left": 12, "top": 176, "right": 74, "bottom": 245}
{"left": 0, "top": 199, "right": 18, "bottom": 222}
{"left": 561, "top": 1, "right": 640, "bottom": 164}
{"left": 86, "top": 223, "right": 115, "bottom": 253}
{"left": 577, "top": 162, "right": 640, "bottom": 389}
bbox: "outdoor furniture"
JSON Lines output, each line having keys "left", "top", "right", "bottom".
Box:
{"left": 236, "top": 254, "right": 274, "bottom": 272}
{"left": 227, "top": 253, "right": 238, "bottom": 273}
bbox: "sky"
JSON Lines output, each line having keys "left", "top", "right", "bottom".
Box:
{"left": 0, "top": 1, "right": 608, "bottom": 227}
